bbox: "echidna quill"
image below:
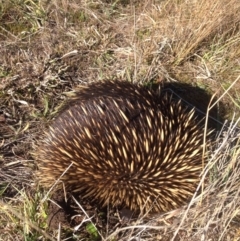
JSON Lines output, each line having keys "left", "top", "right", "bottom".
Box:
{"left": 35, "top": 81, "right": 209, "bottom": 212}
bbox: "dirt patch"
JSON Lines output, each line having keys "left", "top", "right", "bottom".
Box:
{"left": 46, "top": 189, "right": 137, "bottom": 240}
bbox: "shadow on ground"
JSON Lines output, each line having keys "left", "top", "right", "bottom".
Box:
{"left": 159, "top": 82, "right": 226, "bottom": 131}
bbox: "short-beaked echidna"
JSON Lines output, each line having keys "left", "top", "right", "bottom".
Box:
{"left": 36, "top": 81, "right": 208, "bottom": 212}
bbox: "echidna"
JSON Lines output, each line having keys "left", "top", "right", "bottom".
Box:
{"left": 35, "top": 81, "right": 209, "bottom": 213}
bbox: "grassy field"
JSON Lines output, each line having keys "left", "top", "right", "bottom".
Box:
{"left": 0, "top": 0, "right": 240, "bottom": 240}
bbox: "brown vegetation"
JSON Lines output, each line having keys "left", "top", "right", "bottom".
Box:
{"left": 0, "top": 0, "right": 239, "bottom": 240}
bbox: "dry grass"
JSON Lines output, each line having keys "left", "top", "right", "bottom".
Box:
{"left": 0, "top": 0, "right": 240, "bottom": 240}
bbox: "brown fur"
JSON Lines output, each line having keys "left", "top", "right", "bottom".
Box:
{"left": 35, "top": 81, "right": 207, "bottom": 212}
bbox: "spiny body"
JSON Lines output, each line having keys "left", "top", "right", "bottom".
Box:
{"left": 36, "top": 81, "right": 207, "bottom": 212}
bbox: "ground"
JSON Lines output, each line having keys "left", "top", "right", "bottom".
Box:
{"left": 0, "top": 0, "right": 240, "bottom": 240}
